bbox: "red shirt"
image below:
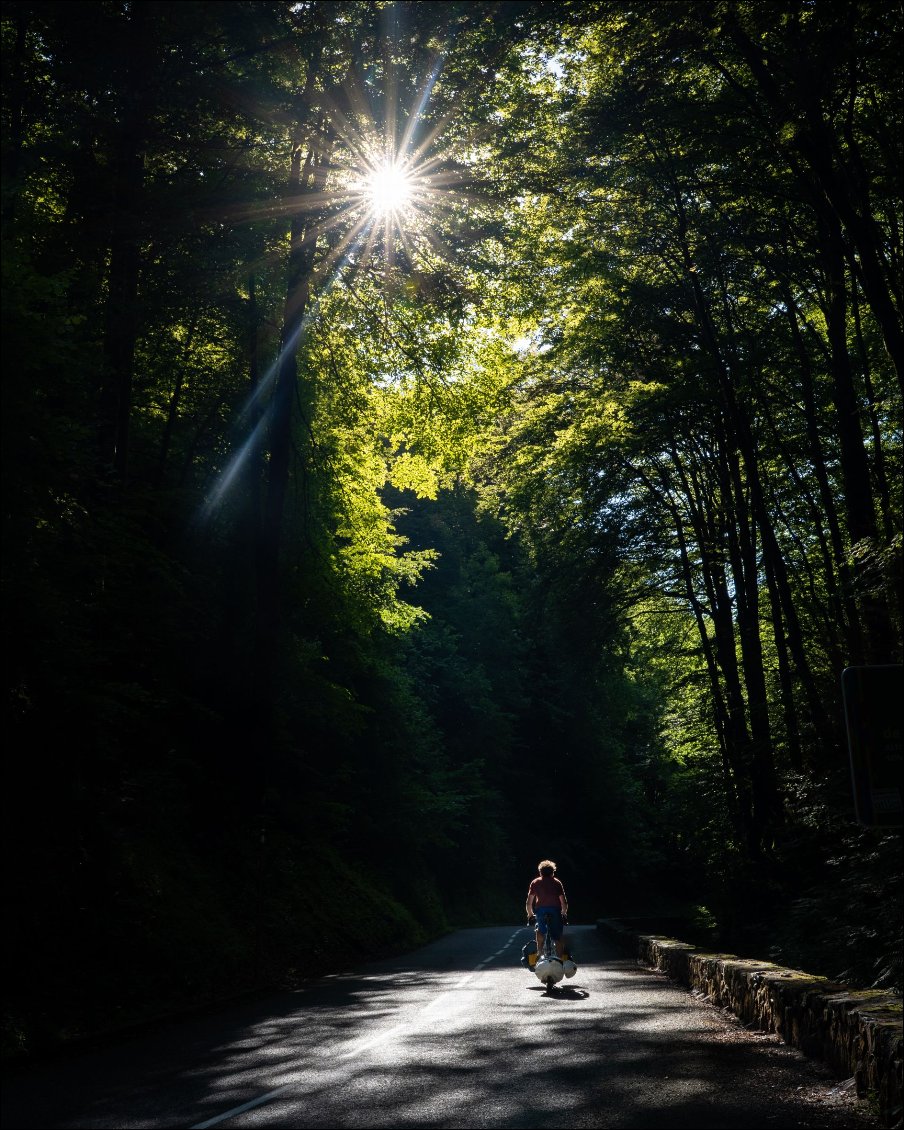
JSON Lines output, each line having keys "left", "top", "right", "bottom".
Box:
{"left": 527, "top": 875, "right": 566, "bottom": 909}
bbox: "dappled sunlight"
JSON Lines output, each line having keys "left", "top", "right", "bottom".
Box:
{"left": 5, "top": 9, "right": 899, "bottom": 1130}
{"left": 189, "top": 977, "right": 790, "bottom": 1129}
{"left": 1, "top": 930, "right": 871, "bottom": 1129}
{"left": 179, "top": 935, "right": 659, "bottom": 1126}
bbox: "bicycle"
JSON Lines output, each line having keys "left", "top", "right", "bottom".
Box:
{"left": 532, "top": 912, "right": 566, "bottom": 993}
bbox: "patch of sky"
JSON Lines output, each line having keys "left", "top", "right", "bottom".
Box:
{"left": 372, "top": 369, "right": 410, "bottom": 389}
{"left": 519, "top": 42, "right": 569, "bottom": 89}
{"left": 544, "top": 54, "right": 565, "bottom": 80}
{"left": 510, "top": 327, "right": 552, "bottom": 356}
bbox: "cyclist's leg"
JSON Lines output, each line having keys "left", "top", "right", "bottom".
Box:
{"left": 536, "top": 907, "right": 559, "bottom": 957}
{"left": 539, "top": 906, "right": 565, "bottom": 957}
{"left": 534, "top": 908, "right": 547, "bottom": 957}
{"left": 553, "top": 916, "right": 565, "bottom": 958}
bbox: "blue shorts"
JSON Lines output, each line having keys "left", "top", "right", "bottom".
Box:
{"left": 533, "top": 906, "right": 563, "bottom": 940}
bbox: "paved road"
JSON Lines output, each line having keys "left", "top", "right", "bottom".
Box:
{"left": 1, "top": 926, "right": 877, "bottom": 1129}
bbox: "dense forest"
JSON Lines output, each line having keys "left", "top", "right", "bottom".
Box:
{"left": 2, "top": 0, "right": 901, "bottom": 1059}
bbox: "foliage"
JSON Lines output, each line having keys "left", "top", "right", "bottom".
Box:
{"left": 2, "top": 0, "right": 901, "bottom": 1059}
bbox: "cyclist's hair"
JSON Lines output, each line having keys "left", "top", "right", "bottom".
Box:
{"left": 538, "top": 859, "right": 556, "bottom": 875}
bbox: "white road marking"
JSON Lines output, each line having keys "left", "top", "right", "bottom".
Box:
{"left": 192, "top": 1085, "right": 295, "bottom": 1129}
{"left": 190, "top": 930, "right": 524, "bottom": 1128}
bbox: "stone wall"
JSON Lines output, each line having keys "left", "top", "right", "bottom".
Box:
{"left": 597, "top": 918, "right": 903, "bottom": 1129}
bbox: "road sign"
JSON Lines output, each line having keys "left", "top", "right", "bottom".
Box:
{"left": 841, "top": 665, "right": 903, "bottom": 827}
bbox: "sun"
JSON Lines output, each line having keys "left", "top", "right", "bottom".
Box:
{"left": 366, "top": 161, "right": 413, "bottom": 216}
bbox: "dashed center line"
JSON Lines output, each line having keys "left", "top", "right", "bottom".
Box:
{"left": 190, "top": 930, "right": 525, "bottom": 1128}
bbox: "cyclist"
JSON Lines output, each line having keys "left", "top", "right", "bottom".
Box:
{"left": 525, "top": 859, "right": 569, "bottom": 959}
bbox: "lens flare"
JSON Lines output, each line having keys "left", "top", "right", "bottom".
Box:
{"left": 199, "top": 50, "right": 461, "bottom": 522}
{"left": 367, "top": 162, "right": 413, "bottom": 216}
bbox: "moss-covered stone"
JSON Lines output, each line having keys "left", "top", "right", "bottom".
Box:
{"left": 597, "top": 918, "right": 903, "bottom": 1129}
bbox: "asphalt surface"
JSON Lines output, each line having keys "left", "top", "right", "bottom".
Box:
{"left": 0, "top": 925, "right": 879, "bottom": 1129}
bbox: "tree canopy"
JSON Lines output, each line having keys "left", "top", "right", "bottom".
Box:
{"left": 2, "top": 0, "right": 901, "bottom": 1058}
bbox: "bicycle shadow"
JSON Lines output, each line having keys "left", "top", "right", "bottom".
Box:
{"left": 527, "top": 984, "right": 590, "bottom": 1000}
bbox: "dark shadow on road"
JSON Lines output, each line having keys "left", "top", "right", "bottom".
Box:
{"left": 0, "top": 926, "right": 874, "bottom": 1130}
{"left": 525, "top": 985, "right": 591, "bottom": 1000}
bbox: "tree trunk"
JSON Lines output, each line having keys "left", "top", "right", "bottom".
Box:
{"left": 257, "top": 135, "right": 331, "bottom": 650}
{"left": 720, "top": 436, "right": 780, "bottom": 843}
{"left": 723, "top": 10, "right": 904, "bottom": 390}
{"left": 155, "top": 315, "right": 199, "bottom": 488}
{"left": 98, "top": 5, "right": 150, "bottom": 479}
{"left": 819, "top": 209, "right": 879, "bottom": 549}
{"left": 850, "top": 271, "right": 894, "bottom": 540}
{"left": 1, "top": 8, "right": 28, "bottom": 230}
{"left": 670, "top": 187, "right": 782, "bottom": 846}
{"left": 784, "top": 292, "right": 864, "bottom": 665}
{"left": 669, "top": 482, "right": 747, "bottom": 833}
{"left": 665, "top": 448, "right": 756, "bottom": 837}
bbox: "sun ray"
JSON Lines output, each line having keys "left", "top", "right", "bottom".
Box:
{"left": 199, "top": 45, "right": 477, "bottom": 522}
{"left": 399, "top": 106, "right": 462, "bottom": 170}
{"left": 200, "top": 413, "right": 270, "bottom": 520}
{"left": 382, "top": 2, "right": 399, "bottom": 156}
{"left": 312, "top": 213, "right": 375, "bottom": 286}
{"left": 398, "top": 55, "right": 444, "bottom": 158}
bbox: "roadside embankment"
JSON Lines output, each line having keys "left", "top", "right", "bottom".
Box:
{"left": 597, "top": 918, "right": 903, "bottom": 1129}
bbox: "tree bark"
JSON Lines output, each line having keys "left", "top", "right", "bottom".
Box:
{"left": 670, "top": 187, "right": 782, "bottom": 845}
{"left": 98, "top": 5, "right": 150, "bottom": 479}
{"left": 850, "top": 271, "right": 894, "bottom": 540}
{"left": 1, "top": 7, "right": 28, "bottom": 230}
{"left": 155, "top": 316, "right": 199, "bottom": 488}
{"left": 723, "top": 9, "right": 904, "bottom": 390}
{"left": 784, "top": 291, "right": 864, "bottom": 664}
